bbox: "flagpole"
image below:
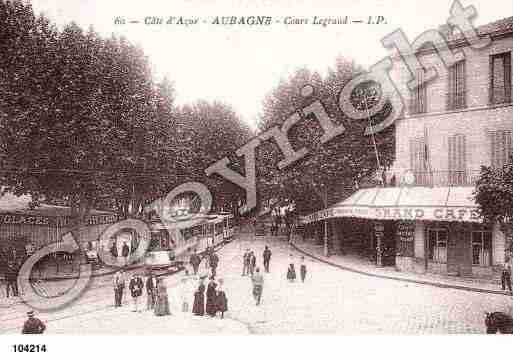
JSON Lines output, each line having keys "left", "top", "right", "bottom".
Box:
{"left": 363, "top": 94, "right": 383, "bottom": 186}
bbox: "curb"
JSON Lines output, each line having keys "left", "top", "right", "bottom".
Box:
{"left": 291, "top": 243, "right": 512, "bottom": 297}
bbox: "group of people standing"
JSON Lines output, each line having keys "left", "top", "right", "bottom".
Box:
{"left": 112, "top": 269, "right": 170, "bottom": 316}
{"left": 192, "top": 276, "right": 228, "bottom": 318}
{"left": 189, "top": 247, "right": 219, "bottom": 278}
{"left": 242, "top": 249, "right": 258, "bottom": 276}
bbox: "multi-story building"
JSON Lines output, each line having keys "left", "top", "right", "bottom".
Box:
{"left": 301, "top": 17, "right": 513, "bottom": 280}
{"left": 388, "top": 17, "right": 513, "bottom": 278}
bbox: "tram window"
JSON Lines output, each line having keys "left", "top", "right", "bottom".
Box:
{"left": 215, "top": 223, "right": 223, "bottom": 235}
{"left": 192, "top": 226, "right": 202, "bottom": 236}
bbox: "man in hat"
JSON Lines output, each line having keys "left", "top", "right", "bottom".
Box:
{"left": 129, "top": 272, "right": 144, "bottom": 312}
{"left": 189, "top": 249, "right": 201, "bottom": 275}
{"left": 145, "top": 270, "right": 157, "bottom": 311}
{"left": 22, "top": 311, "right": 46, "bottom": 334}
{"left": 251, "top": 267, "right": 264, "bottom": 306}
{"left": 242, "top": 249, "right": 250, "bottom": 276}
{"left": 121, "top": 241, "right": 130, "bottom": 266}
{"left": 262, "top": 246, "right": 272, "bottom": 273}
{"left": 209, "top": 251, "right": 219, "bottom": 278}
{"left": 113, "top": 269, "right": 126, "bottom": 307}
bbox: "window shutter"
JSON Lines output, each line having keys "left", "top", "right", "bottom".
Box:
{"left": 448, "top": 136, "right": 455, "bottom": 173}
{"left": 409, "top": 138, "right": 415, "bottom": 170}
{"left": 489, "top": 55, "right": 494, "bottom": 104}
{"left": 505, "top": 53, "right": 511, "bottom": 102}
{"left": 460, "top": 61, "right": 466, "bottom": 107}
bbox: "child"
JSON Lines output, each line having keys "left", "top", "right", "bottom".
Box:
{"left": 216, "top": 278, "right": 228, "bottom": 319}
{"left": 300, "top": 256, "right": 307, "bottom": 283}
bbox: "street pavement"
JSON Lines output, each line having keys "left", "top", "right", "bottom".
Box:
{"left": 2, "top": 232, "right": 513, "bottom": 334}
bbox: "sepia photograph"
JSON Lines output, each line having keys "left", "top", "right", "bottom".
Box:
{"left": 1, "top": 0, "right": 513, "bottom": 355}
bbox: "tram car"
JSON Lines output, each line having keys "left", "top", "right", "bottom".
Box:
{"left": 144, "top": 213, "right": 236, "bottom": 269}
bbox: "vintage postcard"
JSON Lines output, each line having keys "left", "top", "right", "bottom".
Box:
{"left": 1, "top": 0, "right": 513, "bottom": 355}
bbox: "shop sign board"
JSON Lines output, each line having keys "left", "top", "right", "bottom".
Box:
{"left": 301, "top": 206, "right": 482, "bottom": 224}
{"left": 0, "top": 213, "right": 118, "bottom": 227}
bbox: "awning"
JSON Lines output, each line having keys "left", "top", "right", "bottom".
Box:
{"left": 300, "top": 186, "right": 481, "bottom": 224}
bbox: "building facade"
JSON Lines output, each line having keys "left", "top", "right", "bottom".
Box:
{"left": 388, "top": 18, "right": 513, "bottom": 278}
{"left": 301, "top": 17, "right": 513, "bottom": 280}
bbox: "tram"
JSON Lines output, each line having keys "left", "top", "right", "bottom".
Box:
{"left": 144, "top": 213, "right": 235, "bottom": 269}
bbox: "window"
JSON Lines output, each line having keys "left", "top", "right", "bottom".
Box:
{"left": 472, "top": 231, "right": 492, "bottom": 266}
{"left": 490, "top": 130, "right": 512, "bottom": 168}
{"left": 215, "top": 223, "right": 223, "bottom": 235}
{"left": 448, "top": 134, "right": 467, "bottom": 185}
{"left": 448, "top": 60, "right": 466, "bottom": 110}
{"left": 489, "top": 52, "right": 511, "bottom": 104}
{"left": 428, "top": 228, "right": 447, "bottom": 263}
{"left": 409, "top": 137, "right": 430, "bottom": 185}
{"left": 409, "top": 69, "right": 427, "bottom": 114}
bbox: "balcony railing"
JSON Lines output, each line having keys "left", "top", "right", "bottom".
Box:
{"left": 398, "top": 169, "right": 481, "bottom": 187}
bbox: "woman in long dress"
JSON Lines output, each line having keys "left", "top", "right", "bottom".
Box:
{"left": 154, "top": 278, "right": 171, "bottom": 316}
{"left": 192, "top": 278, "right": 206, "bottom": 316}
{"left": 205, "top": 278, "right": 218, "bottom": 317}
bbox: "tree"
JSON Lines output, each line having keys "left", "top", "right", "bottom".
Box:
{"left": 0, "top": 2, "right": 167, "bottom": 250}
{"left": 256, "top": 57, "right": 395, "bottom": 217}
{"left": 475, "top": 163, "right": 513, "bottom": 257}
{"left": 172, "top": 100, "right": 253, "bottom": 215}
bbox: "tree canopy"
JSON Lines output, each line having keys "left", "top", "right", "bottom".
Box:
{"left": 256, "top": 57, "right": 395, "bottom": 216}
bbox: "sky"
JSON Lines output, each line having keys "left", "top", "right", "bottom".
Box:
{"left": 29, "top": 0, "right": 513, "bottom": 129}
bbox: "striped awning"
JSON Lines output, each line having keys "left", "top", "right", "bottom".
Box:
{"left": 300, "top": 186, "right": 481, "bottom": 224}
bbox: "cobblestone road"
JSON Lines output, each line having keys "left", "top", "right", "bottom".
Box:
{"left": 2, "top": 233, "right": 512, "bottom": 334}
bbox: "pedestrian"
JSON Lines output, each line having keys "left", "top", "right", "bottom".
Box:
{"left": 145, "top": 270, "right": 157, "bottom": 311}
{"left": 300, "top": 256, "right": 307, "bottom": 283}
{"left": 209, "top": 252, "right": 219, "bottom": 278}
{"left": 216, "top": 278, "right": 228, "bottom": 319}
{"left": 189, "top": 250, "right": 201, "bottom": 275}
{"left": 287, "top": 263, "right": 296, "bottom": 282}
{"left": 204, "top": 246, "right": 212, "bottom": 270}
{"left": 129, "top": 272, "right": 144, "bottom": 312}
{"left": 251, "top": 267, "right": 264, "bottom": 305}
{"left": 121, "top": 241, "right": 130, "bottom": 266}
{"left": 22, "top": 311, "right": 46, "bottom": 334}
{"left": 110, "top": 241, "right": 118, "bottom": 259}
{"left": 242, "top": 249, "right": 250, "bottom": 276}
{"left": 276, "top": 216, "right": 282, "bottom": 235}
{"left": 154, "top": 277, "right": 171, "bottom": 316}
{"left": 5, "top": 261, "right": 18, "bottom": 297}
{"left": 502, "top": 258, "right": 512, "bottom": 293}
{"left": 192, "top": 277, "right": 206, "bottom": 316}
{"left": 205, "top": 277, "right": 218, "bottom": 317}
{"left": 263, "top": 246, "right": 272, "bottom": 273}
{"left": 249, "top": 251, "right": 256, "bottom": 275}
{"left": 113, "top": 269, "right": 126, "bottom": 307}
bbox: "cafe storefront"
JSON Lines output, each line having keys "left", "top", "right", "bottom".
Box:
{"left": 300, "top": 186, "right": 505, "bottom": 279}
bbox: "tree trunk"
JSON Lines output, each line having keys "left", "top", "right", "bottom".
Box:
{"left": 501, "top": 222, "right": 513, "bottom": 260}
{"left": 323, "top": 188, "right": 329, "bottom": 257}
{"left": 70, "top": 198, "right": 92, "bottom": 267}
